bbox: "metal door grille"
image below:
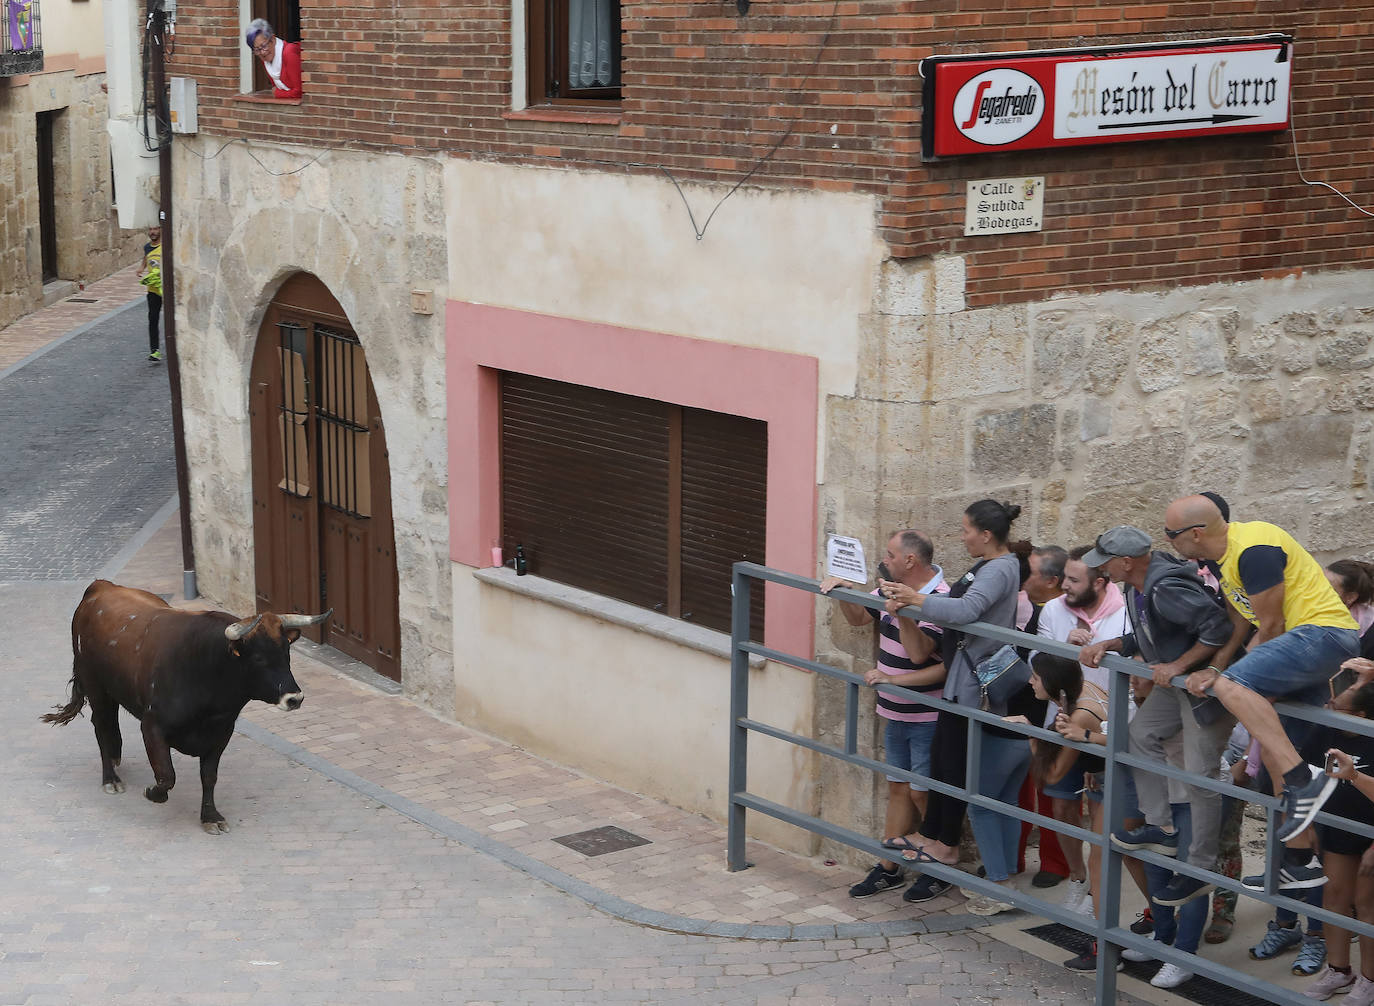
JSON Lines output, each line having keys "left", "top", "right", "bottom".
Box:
{"left": 276, "top": 321, "right": 310, "bottom": 498}
{"left": 315, "top": 323, "right": 370, "bottom": 519}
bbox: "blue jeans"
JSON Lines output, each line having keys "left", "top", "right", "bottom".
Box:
{"left": 968, "top": 731, "right": 1032, "bottom": 883}
{"left": 883, "top": 718, "right": 938, "bottom": 792}
{"left": 1223, "top": 624, "right": 1359, "bottom": 702}
{"left": 1277, "top": 884, "right": 1325, "bottom": 935}
{"left": 1146, "top": 803, "right": 1208, "bottom": 954}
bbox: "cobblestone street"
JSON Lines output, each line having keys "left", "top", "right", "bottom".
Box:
{"left": 0, "top": 287, "right": 1129, "bottom": 1005}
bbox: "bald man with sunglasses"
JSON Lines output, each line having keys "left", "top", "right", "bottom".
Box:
{"left": 1166, "top": 495, "right": 1360, "bottom": 891}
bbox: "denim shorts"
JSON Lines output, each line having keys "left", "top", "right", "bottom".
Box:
{"left": 1222, "top": 624, "right": 1360, "bottom": 702}
{"left": 1043, "top": 763, "right": 1086, "bottom": 802}
{"left": 884, "top": 717, "right": 937, "bottom": 791}
{"left": 1084, "top": 763, "right": 1141, "bottom": 819}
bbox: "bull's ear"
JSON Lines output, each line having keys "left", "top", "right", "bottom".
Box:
{"left": 285, "top": 628, "right": 302, "bottom": 644}
{"left": 228, "top": 642, "right": 242, "bottom": 657}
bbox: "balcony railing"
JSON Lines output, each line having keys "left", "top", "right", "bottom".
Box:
{"left": 1, "top": 0, "right": 42, "bottom": 76}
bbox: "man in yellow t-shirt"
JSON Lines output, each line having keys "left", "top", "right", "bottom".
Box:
{"left": 1168, "top": 495, "right": 1359, "bottom": 891}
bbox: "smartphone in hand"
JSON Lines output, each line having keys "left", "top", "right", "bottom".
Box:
{"left": 1327, "top": 751, "right": 1364, "bottom": 775}
{"left": 1331, "top": 665, "right": 1360, "bottom": 701}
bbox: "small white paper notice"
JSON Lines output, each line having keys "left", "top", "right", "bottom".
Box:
{"left": 826, "top": 535, "right": 869, "bottom": 583}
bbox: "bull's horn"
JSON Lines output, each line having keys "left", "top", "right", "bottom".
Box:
{"left": 224, "top": 614, "right": 265, "bottom": 641}
{"left": 279, "top": 608, "right": 333, "bottom": 629}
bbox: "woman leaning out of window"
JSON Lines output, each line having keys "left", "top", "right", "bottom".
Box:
{"left": 246, "top": 18, "right": 302, "bottom": 99}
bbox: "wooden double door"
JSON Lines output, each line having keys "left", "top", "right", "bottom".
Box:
{"left": 249, "top": 274, "right": 401, "bottom": 680}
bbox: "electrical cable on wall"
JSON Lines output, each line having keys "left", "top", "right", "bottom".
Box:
{"left": 658, "top": 0, "right": 841, "bottom": 241}
{"left": 180, "top": 136, "right": 342, "bottom": 176}
{"left": 1289, "top": 122, "right": 1374, "bottom": 219}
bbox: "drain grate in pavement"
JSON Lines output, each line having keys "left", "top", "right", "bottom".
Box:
{"left": 1024, "top": 923, "right": 1273, "bottom": 1006}
{"left": 66, "top": 297, "right": 99, "bottom": 303}
{"left": 552, "top": 825, "right": 651, "bottom": 857}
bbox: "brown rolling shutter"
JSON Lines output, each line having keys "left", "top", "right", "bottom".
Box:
{"left": 500, "top": 372, "right": 767, "bottom": 639}
{"left": 680, "top": 408, "right": 767, "bottom": 637}
{"left": 501, "top": 374, "right": 671, "bottom": 610}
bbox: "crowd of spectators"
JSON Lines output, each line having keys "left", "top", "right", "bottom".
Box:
{"left": 821, "top": 493, "right": 1374, "bottom": 997}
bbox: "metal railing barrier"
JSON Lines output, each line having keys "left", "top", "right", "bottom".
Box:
{"left": 727, "top": 561, "right": 1374, "bottom": 1006}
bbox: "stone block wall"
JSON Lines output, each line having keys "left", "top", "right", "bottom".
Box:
{"left": 0, "top": 71, "right": 140, "bottom": 329}
{"left": 171, "top": 138, "right": 454, "bottom": 714}
{"left": 813, "top": 260, "right": 1374, "bottom": 864}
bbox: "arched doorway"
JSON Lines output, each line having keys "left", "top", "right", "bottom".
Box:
{"left": 248, "top": 273, "right": 401, "bottom": 681}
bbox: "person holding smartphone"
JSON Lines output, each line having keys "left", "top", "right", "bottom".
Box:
{"left": 1306, "top": 683, "right": 1374, "bottom": 1003}
{"left": 820, "top": 529, "right": 950, "bottom": 904}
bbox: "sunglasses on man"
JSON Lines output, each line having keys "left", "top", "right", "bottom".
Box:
{"left": 1164, "top": 523, "right": 1206, "bottom": 540}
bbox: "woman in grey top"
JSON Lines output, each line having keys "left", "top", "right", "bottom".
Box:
{"left": 878, "top": 499, "right": 1032, "bottom": 916}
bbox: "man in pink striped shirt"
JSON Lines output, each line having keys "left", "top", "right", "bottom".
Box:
{"left": 821, "top": 529, "right": 949, "bottom": 901}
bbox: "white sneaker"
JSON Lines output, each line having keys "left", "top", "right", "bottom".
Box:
{"left": 1121, "top": 946, "right": 1159, "bottom": 963}
{"left": 1347, "top": 975, "right": 1374, "bottom": 1006}
{"left": 1151, "top": 963, "right": 1195, "bottom": 989}
{"left": 1063, "top": 879, "right": 1090, "bottom": 914}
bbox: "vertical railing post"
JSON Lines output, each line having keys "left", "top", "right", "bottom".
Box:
{"left": 964, "top": 710, "right": 982, "bottom": 801}
{"left": 1094, "top": 661, "right": 1130, "bottom": 1004}
{"left": 727, "top": 563, "right": 753, "bottom": 872}
{"left": 844, "top": 679, "right": 860, "bottom": 756}
{"left": 1264, "top": 803, "right": 1282, "bottom": 899}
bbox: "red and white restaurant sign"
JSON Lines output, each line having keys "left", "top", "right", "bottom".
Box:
{"left": 921, "top": 35, "right": 1292, "bottom": 159}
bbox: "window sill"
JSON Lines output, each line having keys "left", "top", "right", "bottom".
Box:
{"left": 503, "top": 107, "right": 622, "bottom": 126}
{"left": 233, "top": 92, "right": 303, "bottom": 105}
{"left": 472, "top": 566, "right": 763, "bottom": 667}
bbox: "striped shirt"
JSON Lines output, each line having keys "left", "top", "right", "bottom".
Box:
{"left": 869, "top": 568, "right": 949, "bottom": 723}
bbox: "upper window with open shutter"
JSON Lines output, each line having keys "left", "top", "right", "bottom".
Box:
{"left": 500, "top": 373, "right": 765, "bottom": 638}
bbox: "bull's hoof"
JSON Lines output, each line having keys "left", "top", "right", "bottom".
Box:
{"left": 102, "top": 780, "right": 126, "bottom": 794}
{"left": 201, "top": 817, "right": 229, "bottom": 835}
{"left": 144, "top": 786, "right": 169, "bottom": 803}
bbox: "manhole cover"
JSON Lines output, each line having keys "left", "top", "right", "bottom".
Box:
{"left": 66, "top": 297, "right": 98, "bottom": 303}
{"left": 1024, "top": 923, "right": 1273, "bottom": 1005}
{"left": 551, "top": 825, "right": 651, "bottom": 857}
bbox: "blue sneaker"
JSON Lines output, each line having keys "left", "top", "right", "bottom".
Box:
{"left": 1293, "top": 934, "right": 1328, "bottom": 977}
{"left": 849, "top": 863, "right": 905, "bottom": 899}
{"left": 1249, "top": 920, "right": 1304, "bottom": 960}
{"left": 1110, "top": 824, "right": 1179, "bottom": 857}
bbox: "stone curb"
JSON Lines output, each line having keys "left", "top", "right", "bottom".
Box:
{"left": 235, "top": 717, "right": 987, "bottom": 942}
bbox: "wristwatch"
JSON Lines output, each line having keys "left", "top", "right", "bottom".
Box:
{"left": 1083, "top": 728, "right": 1091, "bottom": 742}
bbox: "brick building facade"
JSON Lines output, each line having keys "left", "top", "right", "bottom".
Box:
{"left": 163, "top": 2, "right": 1374, "bottom": 856}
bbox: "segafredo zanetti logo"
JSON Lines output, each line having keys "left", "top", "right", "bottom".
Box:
{"left": 952, "top": 69, "right": 1045, "bottom": 146}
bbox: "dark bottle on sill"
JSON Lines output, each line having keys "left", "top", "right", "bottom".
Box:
{"left": 514, "top": 544, "right": 528, "bottom": 576}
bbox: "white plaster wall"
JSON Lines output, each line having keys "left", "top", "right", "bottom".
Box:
{"left": 443, "top": 160, "right": 886, "bottom": 480}
{"left": 452, "top": 570, "right": 819, "bottom": 852}
{"left": 41, "top": 0, "right": 107, "bottom": 61}
{"left": 172, "top": 138, "right": 454, "bottom": 712}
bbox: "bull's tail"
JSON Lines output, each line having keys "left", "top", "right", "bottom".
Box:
{"left": 41, "top": 674, "right": 87, "bottom": 725}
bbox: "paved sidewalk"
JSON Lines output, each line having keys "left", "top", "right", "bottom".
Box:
{"left": 0, "top": 264, "right": 145, "bottom": 373}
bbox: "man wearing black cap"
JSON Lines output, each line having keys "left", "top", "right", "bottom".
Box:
{"left": 1080, "top": 526, "right": 1236, "bottom": 907}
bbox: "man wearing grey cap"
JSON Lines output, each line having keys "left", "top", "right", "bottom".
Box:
{"left": 1079, "top": 526, "right": 1237, "bottom": 909}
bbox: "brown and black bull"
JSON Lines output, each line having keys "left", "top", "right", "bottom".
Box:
{"left": 42, "top": 580, "right": 330, "bottom": 833}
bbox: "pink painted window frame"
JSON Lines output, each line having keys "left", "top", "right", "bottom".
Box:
{"left": 446, "top": 301, "right": 818, "bottom": 657}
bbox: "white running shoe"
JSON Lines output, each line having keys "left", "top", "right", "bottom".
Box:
{"left": 1062, "top": 879, "right": 1091, "bottom": 915}
{"left": 1151, "top": 963, "right": 1195, "bottom": 989}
